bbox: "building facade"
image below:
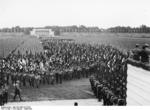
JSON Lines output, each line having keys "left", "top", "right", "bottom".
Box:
{"left": 30, "top": 28, "right": 54, "bottom": 38}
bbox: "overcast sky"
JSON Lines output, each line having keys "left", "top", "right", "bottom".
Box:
{"left": 0, "top": 0, "right": 150, "bottom": 28}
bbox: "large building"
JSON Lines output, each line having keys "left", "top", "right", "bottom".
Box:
{"left": 30, "top": 28, "right": 54, "bottom": 38}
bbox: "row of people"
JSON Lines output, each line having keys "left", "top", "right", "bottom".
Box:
{"left": 90, "top": 76, "right": 126, "bottom": 106}
{"left": 2, "top": 66, "right": 93, "bottom": 89}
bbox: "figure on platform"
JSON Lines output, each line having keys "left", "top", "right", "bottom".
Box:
{"left": 131, "top": 44, "right": 141, "bottom": 61}
{"left": 140, "top": 44, "right": 150, "bottom": 63}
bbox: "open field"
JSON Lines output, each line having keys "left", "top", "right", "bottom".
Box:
{"left": 61, "top": 32, "right": 150, "bottom": 51}
{"left": 0, "top": 34, "right": 43, "bottom": 58}
{"left": 1, "top": 32, "right": 150, "bottom": 58}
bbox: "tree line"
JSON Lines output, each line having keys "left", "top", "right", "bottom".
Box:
{"left": 107, "top": 25, "right": 150, "bottom": 33}
{"left": 0, "top": 25, "right": 150, "bottom": 34}
{"left": 0, "top": 25, "right": 101, "bottom": 35}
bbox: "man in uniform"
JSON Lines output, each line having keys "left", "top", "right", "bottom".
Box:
{"left": 140, "top": 44, "right": 150, "bottom": 63}
{"left": 50, "top": 72, "right": 55, "bottom": 85}
{"left": 0, "top": 86, "right": 4, "bottom": 106}
{"left": 101, "top": 86, "right": 108, "bottom": 106}
{"left": 22, "top": 73, "right": 27, "bottom": 87}
{"left": 96, "top": 83, "right": 103, "bottom": 102}
{"left": 117, "top": 98, "right": 126, "bottom": 105}
{"left": 13, "top": 80, "right": 22, "bottom": 101}
{"left": 89, "top": 75, "right": 94, "bottom": 91}
{"left": 11, "top": 72, "right": 17, "bottom": 84}
{"left": 58, "top": 71, "right": 63, "bottom": 84}
{"left": 2, "top": 83, "right": 9, "bottom": 104}
{"left": 55, "top": 71, "right": 59, "bottom": 84}
{"left": 29, "top": 72, "right": 35, "bottom": 87}
{"left": 35, "top": 73, "right": 41, "bottom": 88}
{"left": 93, "top": 80, "right": 99, "bottom": 97}
{"left": 131, "top": 44, "right": 141, "bottom": 61}
{"left": 111, "top": 96, "right": 118, "bottom": 105}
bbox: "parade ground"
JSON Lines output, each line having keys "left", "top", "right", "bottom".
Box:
{"left": 8, "top": 78, "right": 95, "bottom": 102}
{"left": 3, "top": 64, "right": 150, "bottom": 106}
{"left": 1, "top": 33, "right": 150, "bottom": 106}
{"left": 5, "top": 78, "right": 102, "bottom": 106}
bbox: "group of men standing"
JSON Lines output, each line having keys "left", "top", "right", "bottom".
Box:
{"left": 132, "top": 43, "right": 150, "bottom": 63}
{"left": 89, "top": 46, "right": 127, "bottom": 106}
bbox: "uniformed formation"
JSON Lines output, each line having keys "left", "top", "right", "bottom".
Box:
{"left": 131, "top": 43, "right": 150, "bottom": 63}
{"left": 89, "top": 46, "right": 128, "bottom": 106}
{"left": 0, "top": 38, "right": 128, "bottom": 106}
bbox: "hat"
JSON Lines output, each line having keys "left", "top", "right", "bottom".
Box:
{"left": 135, "top": 44, "right": 139, "bottom": 47}
{"left": 118, "top": 99, "right": 125, "bottom": 105}
{"left": 144, "top": 43, "right": 149, "bottom": 47}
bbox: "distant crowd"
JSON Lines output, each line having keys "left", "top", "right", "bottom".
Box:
{"left": 0, "top": 38, "right": 128, "bottom": 106}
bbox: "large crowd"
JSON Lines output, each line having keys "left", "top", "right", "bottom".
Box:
{"left": 0, "top": 38, "right": 128, "bottom": 106}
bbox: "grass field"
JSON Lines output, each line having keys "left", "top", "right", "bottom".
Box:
{"left": 0, "top": 33, "right": 44, "bottom": 58}
{"left": 1, "top": 32, "right": 150, "bottom": 58}
{"left": 60, "top": 32, "right": 150, "bottom": 51}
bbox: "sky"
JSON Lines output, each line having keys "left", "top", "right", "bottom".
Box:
{"left": 0, "top": 0, "right": 150, "bottom": 28}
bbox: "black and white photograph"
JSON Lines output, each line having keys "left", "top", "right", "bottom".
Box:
{"left": 0, "top": 0, "right": 150, "bottom": 109}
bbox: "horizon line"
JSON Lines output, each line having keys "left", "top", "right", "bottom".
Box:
{"left": 0, "top": 24, "right": 150, "bottom": 29}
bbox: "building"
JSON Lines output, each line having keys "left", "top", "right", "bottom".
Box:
{"left": 30, "top": 28, "right": 54, "bottom": 38}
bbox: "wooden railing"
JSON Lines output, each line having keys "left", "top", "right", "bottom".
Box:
{"left": 127, "top": 58, "right": 150, "bottom": 71}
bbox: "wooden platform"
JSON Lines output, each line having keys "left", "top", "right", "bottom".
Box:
{"left": 127, "top": 64, "right": 150, "bottom": 105}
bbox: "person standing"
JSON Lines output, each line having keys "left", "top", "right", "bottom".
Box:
{"left": 55, "top": 72, "right": 59, "bottom": 84}
{"left": 35, "top": 74, "right": 41, "bottom": 88}
{"left": 2, "top": 83, "right": 9, "bottom": 104}
{"left": 58, "top": 71, "right": 62, "bottom": 84}
{"left": 140, "top": 44, "right": 150, "bottom": 63}
{"left": 0, "top": 87, "right": 4, "bottom": 106}
{"left": 50, "top": 72, "right": 55, "bottom": 85}
{"left": 131, "top": 44, "right": 141, "bottom": 61}
{"left": 13, "top": 80, "right": 22, "bottom": 101}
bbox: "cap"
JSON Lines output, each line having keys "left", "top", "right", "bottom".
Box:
{"left": 135, "top": 44, "right": 139, "bottom": 47}
{"left": 144, "top": 43, "right": 149, "bottom": 47}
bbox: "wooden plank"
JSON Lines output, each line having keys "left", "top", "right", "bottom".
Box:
{"left": 127, "top": 65, "right": 150, "bottom": 105}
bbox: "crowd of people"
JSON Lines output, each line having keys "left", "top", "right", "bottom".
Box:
{"left": 0, "top": 38, "right": 128, "bottom": 106}
{"left": 89, "top": 46, "right": 128, "bottom": 105}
